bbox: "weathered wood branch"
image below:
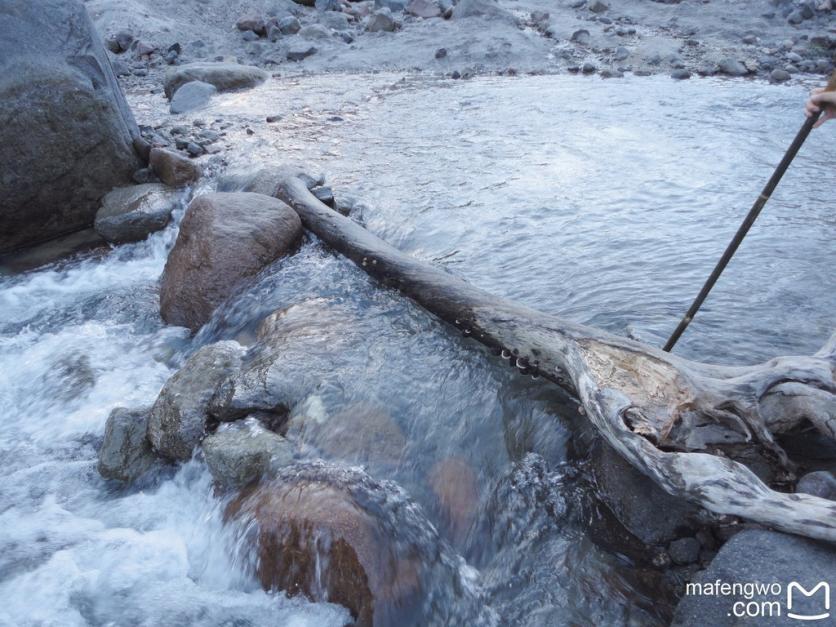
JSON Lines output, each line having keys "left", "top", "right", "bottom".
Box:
{"left": 271, "top": 168, "right": 836, "bottom": 543}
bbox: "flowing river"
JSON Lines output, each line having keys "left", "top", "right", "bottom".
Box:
{"left": 0, "top": 74, "right": 833, "bottom": 626}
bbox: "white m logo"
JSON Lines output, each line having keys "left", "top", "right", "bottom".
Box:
{"left": 787, "top": 582, "right": 830, "bottom": 621}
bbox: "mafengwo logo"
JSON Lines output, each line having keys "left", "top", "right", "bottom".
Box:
{"left": 787, "top": 582, "right": 830, "bottom": 621}
{"left": 685, "top": 580, "right": 831, "bottom": 621}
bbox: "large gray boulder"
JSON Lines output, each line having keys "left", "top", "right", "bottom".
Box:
{"left": 673, "top": 529, "right": 836, "bottom": 626}
{"left": 147, "top": 341, "right": 246, "bottom": 461}
{"left": 94, "top": 184, "right": 181, "bottom": 244}
{"left": 169, "top": 80, "right": 217, "bottom": 114}
{"left": 0, "top": 0, "right": 143, "bottom": 254}
{"left": 159, "top": 192, "right": 303, "bottom": 332}
{"left": 163, "top": 62, "right": 269, "bottom": 99}
{"left": 98, "top": 406, "right": 156, "bottom": 483}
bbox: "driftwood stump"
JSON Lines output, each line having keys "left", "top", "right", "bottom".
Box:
{"left": 269, "top": 168, "right": 836, "bottom": 543}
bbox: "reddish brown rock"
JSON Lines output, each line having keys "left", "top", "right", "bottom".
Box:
{"left": 160, "top": 192, "right": 302, "bottom": 331}
{"left": 226, "top": 466, "right": 425, "bottom": 626}
{"left": 149, "top": 147, "right": 200, "bottom": 187}
{"left": 428, "top": 457, "right": 480, "bottom": 543}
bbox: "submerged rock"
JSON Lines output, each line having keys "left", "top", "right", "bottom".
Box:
{"left": 202, "top": 418, "right": 294, "bottom": 489}
{"left": 94, "top": 184, "right": 180, "bottom": 244}
{"left": 287, "top": 401, "right": 407, "bottom": 465}
{"left": 673, "top": 529, "right": 836, "bottom": 626}
{"left": 159, "top": 192, "right": 302, "bottom": 331}
{"left": 226, "top": 461, "right": 492, "bottom": 626}
{"left": 98, "top": 406, "right": 156, "bottom": 483}
{"left": 0, "top": 0, "right": 143, "bottom": 254}
{"left": 169, "top": 80, "right": 217, "bottom": 114}
{"left": 428, "top": 457, "right": 480, "bottom": 543}
{"left": 163, "top": 62, "right": 269, "bottom": 99}
{"left": 149, "top": 147, "right": 201, "bottom": 187}
{"left": 147, "top": 341, "right": 245, "bottom": 461}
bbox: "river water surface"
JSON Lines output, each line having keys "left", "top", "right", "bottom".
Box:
{"left": 0, "top": 74, "right": 833, "bottom": 626}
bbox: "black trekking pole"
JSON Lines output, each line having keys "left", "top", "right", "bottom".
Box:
{"left": 663, "top": 70, "right": 836, "bottom": 352}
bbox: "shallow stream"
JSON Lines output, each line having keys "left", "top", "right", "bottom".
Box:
{"left": 1, "top": 74, "right": 833, "bottom": 626}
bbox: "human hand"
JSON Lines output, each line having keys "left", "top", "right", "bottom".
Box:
{"left": 805, "top": 87, "right": 836, "bottom": 128}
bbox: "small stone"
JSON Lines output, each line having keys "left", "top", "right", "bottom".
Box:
{"left": 375, "top": 0, "right": 407, "bottom": 11}
{"left": 169, "top": 80, "right": 217, "bottom": 114}
{"left": 149, "top": 147, "right": 200, "bottom": 187}
{"left": 671, "top": 69, "right": 691, "bottom": 79}
{"left": 435, "top": 47, "right": 447, "bottom": 59}
{"left": 367, "top": 7, "right": 398, "bottom": 31}
{"left": 278, "top": 16, "right": 302, "bottom": 34}
{"left": 287, "top": 45, "right": 318, "bottom": 61}
{"left": 796, "top": 471, "right": 836, "bottom": 500}
{"left": 581, "top": 62, "right": 596, "bottom": 73}
{"left": 266, "top": 114, "right": 282, "bottom": 123}
{"left": 742, "top": 34, "right": 758, "bottom": 45}
{"left": 315, "top": 0, "right": 342, "bottom": 10}
{"left": 114, "top": 30, "right": 134, "bottom": 52}
{"left": 770, "top": 68, "right": 791, "bottom": 82}
{"left": 599, "top": 68, "right": 622, "bottom": 78}
{"left": 186, "top": 142, "right": 204, "bottom": 157}
{"left": 588, "top": 0, "right": 608, "bottom": 13}
{"left": 613, "top": 46, "right": 629, "bottom": 61}
{"left": 236, "top": 15, "right": 267, "bottom": 36}
{"left": 311, "top": 186, "right": 336, "bottom": 208}
{"left": 668, "top": 537, "right": 701, "bottom": 565}
{"left": 406, "top": 0, "right": 442, "bottom": 17}
{"left": 298, "top": 24, "right": 332, "bottom": 40}
{"left": 571, "top": 29, "right": 591, "bottom": 45}
{"left": 241, "top": 30, "right": 260, "bottom": 42}
{"left": 717, "top": 58, "right": 748, "bottom": 76}
{"left": 132, "top": 167, "right": 158, "bottom": 184}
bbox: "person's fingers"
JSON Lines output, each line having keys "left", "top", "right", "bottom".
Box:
{"left": 805, "top": 101, "right": 820, "bottom": 117}
{"left": 813, "top": 109, "right": 835, "bottom": 128}
{"left": 811, "top": 87, "right": 825, "bottom": 95}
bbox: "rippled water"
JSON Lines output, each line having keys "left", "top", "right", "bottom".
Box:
{"left": 1, "top": 74, "right": 833, "bottom": 626}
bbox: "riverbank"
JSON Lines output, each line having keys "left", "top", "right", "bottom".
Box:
{"left": 88, "top": 0, "right": 834, "bottom": 85}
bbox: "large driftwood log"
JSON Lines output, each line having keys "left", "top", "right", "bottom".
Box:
{"left": 271, "top": 169, "right": 836, "bottom": 543}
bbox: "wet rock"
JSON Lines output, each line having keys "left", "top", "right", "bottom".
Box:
{"left": 202, "top": 418, "right": 294, "bottom": 489}
{"left": 287, "top": 45, "right": 318, "bottom": 62}
{"left": 164, "top": 62, "right": 268, "bottom": 99}
{"left": 216, "top": 166, "right": 324, "bottom": 197}
{"left": 292, "top": 0, "right": 316, "bottom": 6}
{"left": 590, "top": 441, "right": 703, "bottom": 545}
{"left": 717, "top": 58, "right": 749, "bottom": 76}
{"left": 599, "top": 68, "right": 623, "bottom": 78}
{"left": 671, "top": 69, "right": 692, "bottom": 79}
{"left": 98, "top": 406, "right": 156, "bottom": 483}
{"left": 159, "top": 192, "right": 302, "bottom": 331}
{"left": 287, "top": 401, "right": 406, "bottom": 465}
{"left": 668, "top": 537, "right": 701, "bottom": 565}
{"left": 770, "top": 68, "right": 791, "bottom": 82}
{"left": 796, "top": 470, "right": 836, "bottom": 500}
{"left": 94, "top": 184, "right": 180, "bottom": 244}
{"left": 366, "top": 8, "right": 398, "bottom": 32}
{"left": 132, "top": 167, "right": 158, "bottom": 184}
{"left": 588, "top": 0, "right": 608, "bottom": 13}
{"left": 315, "top": 0, "right": 342, "bottom": 10}
{"left": 149, "top": 147, "right": 200, "bottom": 187}
{"left": 613, "top": 46, "right": 629, "bottom": 61}
{"left": 225, "top": 462, "right": 484, "bottom": 626}
{"left": 169, "top": 80, "right": 217, "bottom": 115}
{"left": 571, "top": 29, "right": 591, "bottom": 44}
{"left": 672, "top": 529, "right": 836, "bottom": 626}
{"left": 147, "top": 341, "right": 245, "bottom": 461}
{"left": 0, "top": 0, "right": 143, "bottom": 254}
{"left": 428, "top": 457, "right": 479, "bottom": 543}
{"left": 581, "top": 62, "right": 596, "bottom": 73}
{"left": 406, "top": 0, "right": 442, "bottom": 17}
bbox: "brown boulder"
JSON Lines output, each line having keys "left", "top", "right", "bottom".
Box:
{"left": 149, "top": 147, "right": 200, "bottom": 187}
{"left": 160, "top": 192, "right": 302, "bottom": 331}
{"left": 226, "top": 464, "right": 427, "bottom": 626}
